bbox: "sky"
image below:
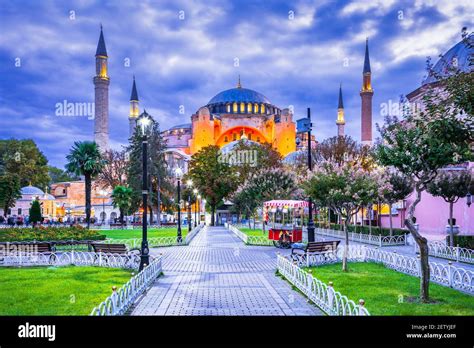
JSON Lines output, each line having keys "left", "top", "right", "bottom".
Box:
{"left": 0, "top": 0, "right": 472, "bottom": 168}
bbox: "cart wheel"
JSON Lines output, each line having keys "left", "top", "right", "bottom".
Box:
{"left": 273, "top": 240, "right": 282, "bottom": 248}
{"left": 280, "top": 240, "right": 292, "bottom": 249}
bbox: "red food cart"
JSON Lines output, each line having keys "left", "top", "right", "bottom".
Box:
{"left": 264, "top": 200, "right": 309, "bottom": 248}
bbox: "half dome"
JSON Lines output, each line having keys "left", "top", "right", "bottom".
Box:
{"left": 21, "top": 186, "right": 45, "bottom": 195}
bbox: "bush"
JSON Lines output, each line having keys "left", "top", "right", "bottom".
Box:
{"left": 450, "top": 235, "right": 474, "bottom": 249}
{"left": 315, "top": 222, "right": 408, "bottom": 236}
{"left": 0, "top": 226, "right": 106, "bottom": 242}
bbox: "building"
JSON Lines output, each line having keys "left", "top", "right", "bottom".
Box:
{"left": 94, "top": 25, "right": 110, "bottom": 151}
{"left": 161, "top": 77, "right": 297, "bottom": 163}
{"left": 336, "top": 84, "right": 345, "bottom": 137}
{"left": 360, "top": 38, "right": 373, "bottom": 146}
{"left": 0, "top": 186, "right": 59, "bottom": 221}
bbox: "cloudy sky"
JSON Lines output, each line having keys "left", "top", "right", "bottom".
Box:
{"left": 0, "top": 0, "right": 472, "bottom": 167}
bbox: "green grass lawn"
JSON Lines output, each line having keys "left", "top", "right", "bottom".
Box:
{"left": 304, "top": 262, "right": 474, "bottom": 316}
{"left": 99, "top": 227, "right": 186, "bottom": 239}
{"left": 239, "top": 227, "right": 267, "bottom": 237}
{"left": 0, "top": 266, "right": 132, "bottom": 315}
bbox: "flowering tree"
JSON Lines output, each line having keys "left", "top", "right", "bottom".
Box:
{"left": 376, "top": 87, "right": 472, "bottom": 301}
{"left": 427, "top": 169, "right": 472, "bottom": 246}
{"left": 380, "top": 169, "right": 414, "bottom": 236}
{"left": 303, "top": 161, "right": 380, "bottom": 271}
{"left": 232, "top": 168, "right": 296, "bottom": 229}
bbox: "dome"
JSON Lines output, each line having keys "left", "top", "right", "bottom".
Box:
{"left": 208, "top": 87, "right": 271, "bottom": 105}
{"left": 42, "top": 193, "right": 56, "bottom": 200}
{"left": 423, "top": 34, "right": 473, "bottom": 85}
{"left": 21, "top": 186, "right": 45, "bottom": 195}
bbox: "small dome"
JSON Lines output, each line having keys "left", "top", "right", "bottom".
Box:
{"left": 208, "top": 87, "right": 271, "bottom": 105}
{"left": 43, "top": 193, "right": 56, "bottom": 200}
{"left": 21, "top": 186, "right": 45, "bottom": 195}
{"left": 423, "top": 34, "right": 473, "bottom": 85}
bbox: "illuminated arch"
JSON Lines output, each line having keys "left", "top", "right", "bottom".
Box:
{"left": 215, "top": 126, "right": 268, "bottom": 148}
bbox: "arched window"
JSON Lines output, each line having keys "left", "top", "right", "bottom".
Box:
{"left": 224, "top": 136, "right": 228, "bottom": 142}
{"left": 233, "top": 102, "right": 238, "bottom": 113}
{"left": 233, "top": 133, "right": 237, "bottom": 141}
{"left": 261, "top": 104, "right": 266, "bottom": 114}
{"left": 240, "top": 103, "right": 245, "bottom": 113}
{"left": 226, "top": 104, "right": 231, "bottom": 113}
{"left": 254, "top": 103, "right": 259, "bottom": 113}
{"left": 257, "top": 137, "right": 260, "bottom": 142}
{"left": 247, "top": 103, "right": 252, "bottom": 113}
{"left": 248, "top": 133, "right": 252, "bottom": 140}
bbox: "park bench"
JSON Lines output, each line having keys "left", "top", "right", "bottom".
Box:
{"left": 291, "top": 240, "right": 340, "bottom": 257}
{"left": 0, "top": 242, "right": 54, "bottom": 264}
{"left": 91, "top": 242, "right": 140, "bottom": 266}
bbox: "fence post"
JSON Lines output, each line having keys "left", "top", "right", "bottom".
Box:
{"left": 404, "top": 234, "right": 407, "bottom": 246}
{"left": 99, "top": 252, "right": 103, "bottom": 266}
{"left": 456, "top": 245, "right": 460, "bottom": 262}
{"left": 327, "top": 282, "right": 335, "bottom": 313}
{"left": 111, "top": 286, "right": 118, "bottom": 315}
{"left": 358, "top": 299, "right": 366, "bottom": 316}
{"left": 71, "top": 250, "right": 75, "bottom": 265}
{"left": 306, "top": 270, "right": 313, "bottom": 297}
{"left": 379, "top": 235, "right": 382, "bottom": 247}
{"left": 447, "top": 261, "right": 453, "bottom": 287}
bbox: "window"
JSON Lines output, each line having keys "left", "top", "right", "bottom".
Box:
{"left": 224, "top": 136, "right": 228, "bottom": 142}
{"left": 257, "top": 137, "right": 260, "bottom": 142}
{"left": 247, "top": 103, "right": 252, "bottom": 113}
{"left": 261, "top": 104, "right": 265, "bottom": 114}
{"left": 233, "top": 103, "right": 238, "bottom": 113}
{"left": 226, "top": 104, "right": 231, "bottom": 113}
{"left": 240, "top": 103, "right": 245, "bottom": 113}
{"left": 248, "top": 133, "right": 252, "bottom": 140}
{"left": 18, "top": 208, "right": 22, "bottom": 215}
{"left": 233, "top": 133, "right": 237, "bottom": 141}
{"left": 254, "top": 103, "right": 259, "bottom": 113}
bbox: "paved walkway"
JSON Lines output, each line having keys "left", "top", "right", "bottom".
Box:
{"left": 131, "top": 226, "right": 322, "bottom": 316}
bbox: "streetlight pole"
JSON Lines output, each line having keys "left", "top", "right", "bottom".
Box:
{"left": 175, "top": 168, "right": 183, "bottom": 243}
{"left": 186, "top": 180, "right": 192, "bottom": 233}
{"left": 307, "top": 107, "right": 315, "bottom": 243}
{"left": 193, "top": 189, "right": 198, "bottom": 227}
{"left": 197, "top": 194, "right": 201, "bottom": 226}
{"left": 138, "top": 112, "right": 152, "bottom": 272}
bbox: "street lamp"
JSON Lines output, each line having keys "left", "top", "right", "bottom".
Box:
{"left": 137, "top": 111, "right": 153, "bottom": 271}
{"left": 202, "top": 198, "right": 206, "bottom": 225}
{"left": 193, "top": 189, "right": 198, "bottom": 227}
{"left": 186, "top": 179, "right": 193, "bottom": 233}
{"left": 98, "top": 189, "right": 107, "bottom": 224}
{"left": 306, "top": 107, "right": 315, "bottom": 242}
{"left": 175, "top": 167, "right": 183, "bottom": 243}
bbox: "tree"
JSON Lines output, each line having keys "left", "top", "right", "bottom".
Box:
{"left": 188, "top": 145, "right": 239, "bottom": 226}
{"left": 127, "top": 118, "right": 170, "bottom": 223}
{"left": 427, "top": 169, "right": 472, "bottom": 246}
{"left": 111, "top": 185, "right": 133, "bottom": 226}
{"left": 0, "top": 174, "right": 21, "bottom": 217}
{"left": 29, "top": 199, "right": 42, "bottom": 227}
{"left": 95, "top": 149, "right": 128, "bottom": 189}
{"left": 304, "top": 161, "right": 380, "bottom": 271}
{"left": 380, "top": 169, "right": 414, "bottom": 236}
{"left": 65, "top": 141, "right": 105, "bottom": 229}
{"left": 48, "top": 166, "right": 79, "bottom": 184}
{"left": 231, "top": 168, "right": 297, "bottom": 228}
{"left": 376, "top": 87, "right": 472, "bottom": 301}
{"left": 0, "top": 139, "right": 50, "bottom": 188}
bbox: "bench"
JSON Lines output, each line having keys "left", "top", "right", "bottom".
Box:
{"left": 91, "top": 243, "right": 128, "bottom": 254}
{"left": 291, "top": 240, "right": 340, "bottom": 256}
{"left": 0, "top": 242, "right": 54, "bottom": 264}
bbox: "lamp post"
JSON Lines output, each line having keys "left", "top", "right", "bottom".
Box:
{"left": 186, "top": 179, "right": 193, "bottom": 233}
{"left": 175, "top": 167, "right": 183, "bottom": 243}
{"left": 202, "top": 198, "right": 206, "bottom": 225}
{"left": 98, "top": 189, "right": 107, "bottom": 224}
{"left": 193, "top": 189, "right": 198, "bottom": 227}
{"left": 137, "top": 112, "right": 152, "bottom": 271}
{"left": 197, "top": 194, "right": 202, "bottom": 226}
{"left": 307, "top": 107, "right": 315, "bottom": 242}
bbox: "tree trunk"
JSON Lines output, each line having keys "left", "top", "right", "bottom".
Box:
{"left": 85, "top": 173, "right": 91, "bottom": 229}
{"left": 119, "top": 208, "right": 124, "bottom": 226}
{"left": 389, "top": 203, "right": 393, "bottom": 236}
{"left": 368, "top": 204, "right": 373, "bottom": 235}
{"left": 211, "top": 205, "right": 215, "bottom": 226}
{"left": 342, "top": 218, "right": 349, "bottom": 272}
{"left": 405, "top": 186, "right": 430, "bottom": 302}
{"left": 157, "top": 175, "right": 161, "bottom": 226}
{"left": 449, "top": 201, "right": 454, "bottom": 247}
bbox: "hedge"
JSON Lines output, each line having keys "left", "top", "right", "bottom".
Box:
{"left": 0, "top": 226, "right": 106, "bottom": 242}
{"left": 449, "top": 235, "right": 474, "bottom": 249}
{"left": 315, "top": 222, "right": 408, "bottom": 237}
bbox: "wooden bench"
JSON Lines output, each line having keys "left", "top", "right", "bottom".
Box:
{"left": 0, "top": 242, "right": 54, "bottom": 264}
{"left": 91, "top": 243, "right": 128, "bottom": 254}
{"left": 291, "top": 240, "right": 340, "bottom": 256}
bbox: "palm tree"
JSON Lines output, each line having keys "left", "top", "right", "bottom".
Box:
{"left": 111, "top": 185, "right": 133, "bottom": 227}
{"left": 66, "top": 141, "right": 105, "bottom": 228}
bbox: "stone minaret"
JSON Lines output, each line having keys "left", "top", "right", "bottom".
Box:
{"left": 360, "top": 38, "right": 373, "bottom": 146}
{"left": 336, "top": 84, "right": 345, "bottom": 137}
{"left": 129, "top": 76, "right": 139, "bottom": 138}
{"left": 93, "top": 25, "right": 110, "bottom": 150}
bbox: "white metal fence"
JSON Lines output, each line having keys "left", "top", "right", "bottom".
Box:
{"left": 226, "top": 223, "right": 274, "bottom": 246}
{"left": 315, "top": 227, "right": 407, "bottom": 247}
{"left": 0, "top": 250, "right": 141, "bottom": 269}
{"left": 295, "top": 245, "right": 474, "bottom": 294}
{"left": 90, "top": 255, "right": 163, "bottom": 315}
{"left": 277, "top": 255, "right": 370, "bottom": 316}
{"left": 415, "top": 241, "right": 474, "bottom": 265}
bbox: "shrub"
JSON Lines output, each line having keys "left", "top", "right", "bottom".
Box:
{"left": 450, "top": 235, "right": 474, "bottom": 249}
{"left": 0, "top": 226, "right": 106, "bottom": 242}
{"left": 315, "top": 222, "right": 408, "bottom": 236}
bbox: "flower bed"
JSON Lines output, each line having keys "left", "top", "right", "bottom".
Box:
{"left": 0, "top": 226, "right": 106, "bottom": 242}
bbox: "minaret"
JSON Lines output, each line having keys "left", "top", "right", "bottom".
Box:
{"left": 129, "top": 76, "right": 139, "bottom": 138}
{"left": 336, "top": 84, "right": 345, "bottom": 137}
{"left": 93, "top": 25, "right": 110, "bottom": 150}
{"left": 360, "top": 38, "right": 373, "bottom": 146}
